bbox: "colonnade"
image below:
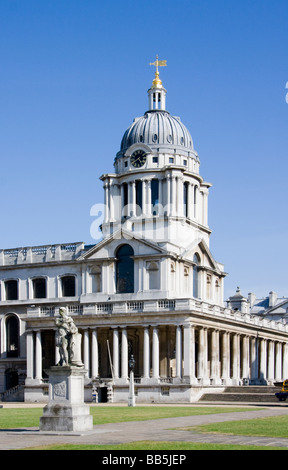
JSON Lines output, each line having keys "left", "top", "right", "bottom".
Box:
{"left": 25, "top": 324, "right": 288, "bottom": 386}
{"left": 103, "top": 175, "right": 208, "bottom": 225}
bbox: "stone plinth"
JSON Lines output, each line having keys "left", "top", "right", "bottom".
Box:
{"left": 39, "top": 366, "right": 93, "bottom": 432}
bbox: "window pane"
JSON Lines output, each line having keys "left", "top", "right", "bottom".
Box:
{"left": 6, "top": 316, "right": 19, "bottom": 358}
{"left": 116, "top": 245, "right": 134, "bottom": 293}
{"left": 61, "top": 276, "right": 76, "bottom": 296}
{"left": 5, "top": 280, "right": 18, "bottom": 300}
{"left": 33, "top": 278, "right": 46, "bottom": 298}
{"left": 136, "top": 181, "right": 142, "bottom": 215}
{"left": 151, "top": 179, "right": 159, "bottom": 215}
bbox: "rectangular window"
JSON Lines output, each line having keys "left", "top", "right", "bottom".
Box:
{"left": 136, "top": 180, "right": 142, "bottom": 215}
{"left": 122, "top": 183, "right": 128, "bottom": 216}
{"left": 151, "top": 179, "right": 159, "bottom": 215}
{"left": 5, "top": 280, "right": 18, "bottom": 300}
{"left": 61, "top": 276, "right": 76, "bottom": 297}
{"left": 33, "top": 278, "right": 46, "bottom": 299}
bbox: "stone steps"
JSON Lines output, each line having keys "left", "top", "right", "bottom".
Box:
{"left": 200, "top": 386, "right": 279, "bottom": 403}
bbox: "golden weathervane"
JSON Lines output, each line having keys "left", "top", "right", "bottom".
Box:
{"left": 149, "top": 55, "right": 167, "bottom": 87}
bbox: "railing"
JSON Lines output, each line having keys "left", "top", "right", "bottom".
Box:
{"left": 0, "top": 242, "right": 85, "bottom": 265}
{"left": 25, "top": 298, "right": 288, "bottom": 333}
{"left": 0, "top": 384, "right": 24, "bottom": 402}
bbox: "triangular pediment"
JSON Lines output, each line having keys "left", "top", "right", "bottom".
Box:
{"left": 180, "top": 238, "right": 226, "bottom": 274}
{"left": 78, "top": 228, "right": 168, "bottom": 261}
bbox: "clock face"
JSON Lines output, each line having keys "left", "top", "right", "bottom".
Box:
{"left": 130, "top": 150, "right": 147, "bottom": 168}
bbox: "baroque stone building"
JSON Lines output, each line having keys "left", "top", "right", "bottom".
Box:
{"left": 1, "top": 63, "right": 288, "bottom": 403}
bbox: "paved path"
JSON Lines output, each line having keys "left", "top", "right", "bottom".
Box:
{"left": 2, "top": 404, "right": 288, "bottom": 450}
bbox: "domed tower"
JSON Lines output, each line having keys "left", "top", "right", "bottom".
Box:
{"left": 100, "top": 59, "right": 212, "bottom": 252}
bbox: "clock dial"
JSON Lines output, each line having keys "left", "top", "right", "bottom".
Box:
{"left": 131, "top": 150, "right": 147, "bottom": 168}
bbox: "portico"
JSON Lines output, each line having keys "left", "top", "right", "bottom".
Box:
{"left": 22, "top": 296, "right": 288, "bottom": 402}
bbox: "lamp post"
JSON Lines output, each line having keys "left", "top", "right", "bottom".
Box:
{"left": 128, "top": 355, "right": 136, "bottom": 407}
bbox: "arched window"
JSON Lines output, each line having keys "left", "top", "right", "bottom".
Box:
{"left": 6, "top": 315, "right": 19, "bottom": 358}
{"left": 32, "top": 278, "right": 46, "bottom": 299}
{"left": 116, "top": 245, "right": 134, "bottom": 293}
{"left": 61, "top": 275, "right": 76, "bottom": 297}
{"left": 5, "top": 280, "right": 18, "bottom": 300}
{"left": 193, "top": 253, "right": 200, "bottom": 298}
{"left": 147, "top": 261, "right": 160, "bottom": 290}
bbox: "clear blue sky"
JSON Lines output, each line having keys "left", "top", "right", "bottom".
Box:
{"left": 0, "top": 0, "right": 287, "bottom": 300}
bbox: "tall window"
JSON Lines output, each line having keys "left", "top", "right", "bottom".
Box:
{"left": 136, "top": 180, "right": 142, "bottom": 215}
{"left": 183, "top": 182, "right": 189, "bottom": 217}
{"left": 32, "top": 278, "right": 46, "bottom": 299}
{"left": 5, "top": 280, "right": 18, "bottom": 300}
{"left": 6, "top": 315, "right": 19, "bottom": 358}
{"left": 61, "top": 276, "right": 76, "bottom": 297}
{"left": 151, "top": 179, "right": 159, "bottom": 215}
{"left": 116, "top": 245, "right": 134, "bottom": 293}
{"left": 122, "top": 183, "right": 128, "bottom": 217}
{"left": 193, "top": 253, "right": 200, "bottom": 298}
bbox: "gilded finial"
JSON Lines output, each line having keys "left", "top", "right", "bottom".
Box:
{"left": 149, "top": 55, "right": 167, "bottom": 88}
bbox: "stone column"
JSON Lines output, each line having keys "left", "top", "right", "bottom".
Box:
{"left": 91, "top": 329, "right": 99, "bottom": 379}
{"left": 232, "top": 333, "right": 240, "bottom": 385}
{"left": 276, "top": 342, "right": 283, "bottom": 382}
{"left": 121, "top": 328, "right": 128, "bottom": 381}
{"left": 283, "top": 343, "right": 288, "bottom": 382}
{"left": 83, "top": 329, "right": 90, "bottom": 378}
{"left": 242, "top": 335, "right": 250, "bottom": 381}
{"left": 104, "top": 182, "right": 109, "bottom": 223}
{"left": 268, "top": 340, "right": 275, "bottom": 384}
{"left": 221, "top": 332, "right": 231, "bottom": 384}
{"left": 250, "top": 336, "right": 259, "bottom": 384}
{"left": 35, "top": 330, "right": 42, "bottom": 382}
{"left": 131, "top": 181, "right": 136, "bottom": 217}
{"left": 211, "top": 329, "right": 221, "bottom": 384}
{"left": 175, "top": 325, "right": 182, "bottom": 379}
{"left": 26, "top": 330, "right": 34, "bottom": 382}
{"left": 183, "top": 324, "right": 196, "bottom": 383}
{"left": 146, "top": 179, "right": 152, "bottom": 217}
{"left": 166, "top": 175, "right": 171, "bottom": 216}
{"left": 171, "top": 176, "right": 177, "bottom": 216}
{"left": 260, "top": 338, "right": 267, "bottom": 383}
{"left": 152, "top": 326, "right": 159, "bottom": 379}
{"left": 198, "top": 327, "right": 209, "bottom": 384}
{"left": 143, "top": 327, "right": 150, "bottom": 380}
{"left": 187, "top": 183, "right": 194, "bottom": 219}
{"left": 113, "top": 328, "right": 119, "bottom": 379}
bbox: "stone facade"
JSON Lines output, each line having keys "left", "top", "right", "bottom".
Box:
{"left": 1, "top": 68, "right": 288, "bottom": 403}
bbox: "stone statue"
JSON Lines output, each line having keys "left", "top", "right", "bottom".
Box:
{"left": 55, "top": 307, "right": 83, "bottom": 367}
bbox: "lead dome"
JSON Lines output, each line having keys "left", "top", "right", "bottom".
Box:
{"left": 119, "top": 110, "right": 194, "bottom": 157}
{"left": 116, "top": 64, "right": 195, "bottom": 159}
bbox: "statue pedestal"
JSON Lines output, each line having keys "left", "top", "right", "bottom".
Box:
{"left": 39, "top": 366, "right": 93, "bottom": 432}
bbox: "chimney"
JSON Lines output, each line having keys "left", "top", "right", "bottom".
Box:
{"left": 269, "top": 291, "right": 277, "bottom": 307}
{"left": 248, "top": 292, "right": 256, "bottom": 308}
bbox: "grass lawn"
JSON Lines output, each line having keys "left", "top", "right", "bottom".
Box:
{"left": 180, "top": 415, "right": 288, "bottom": 439}
{"left": 1, "top": 405, "right": 288, "bottom": 450}
{"left": 0, "top": 405, "right": 256, "bottom": 429}
{"left": 22, "top": 440, "right": 288, "bottom": 451}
